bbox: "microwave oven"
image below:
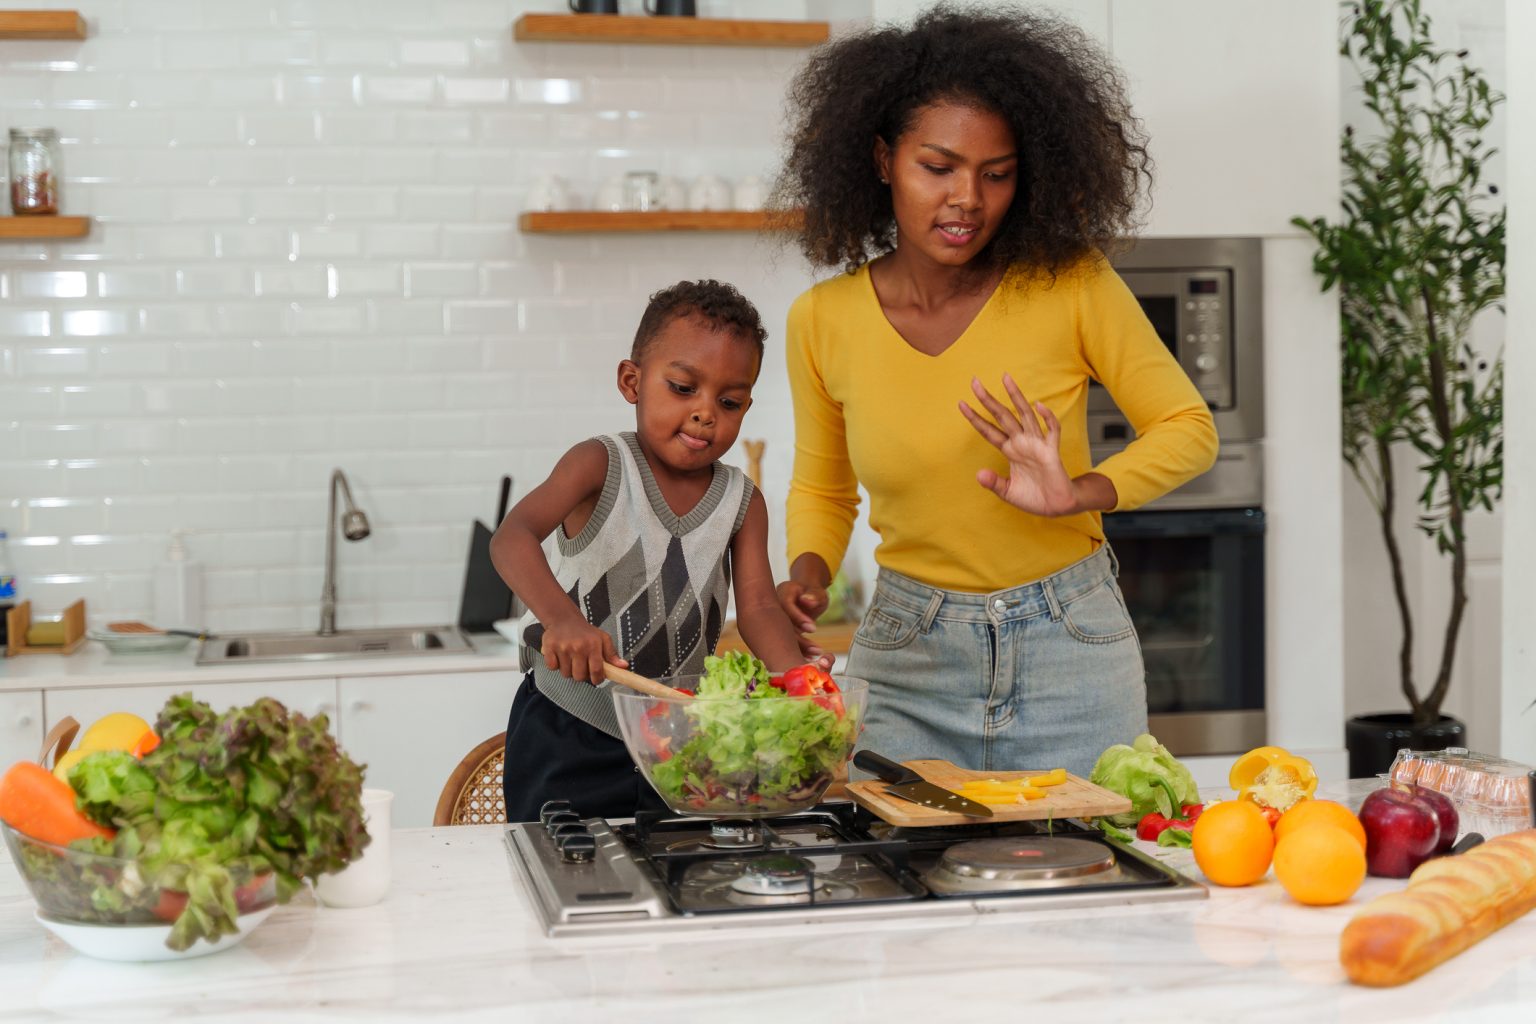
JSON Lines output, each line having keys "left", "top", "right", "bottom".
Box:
{"left": 1091, "top": 236, "right": 1264, "bottom": 445}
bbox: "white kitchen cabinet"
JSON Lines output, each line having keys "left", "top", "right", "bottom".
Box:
{"left": 1110, "top": 0, "right": 1337, "bottom": 237}
{"left": 0, "top": 691, "right": 45, "bottom": 769}
{"left": 337, "top": 671, "right": 521, "bottom": 829}
{"left": 44, "top": 679, "right": 341, "bottom": 740}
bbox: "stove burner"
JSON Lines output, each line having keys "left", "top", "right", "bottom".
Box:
{"left": 706, "top": 819, "right": 763, "bottom": 849}
{"left": 926, "top": 837, "right": 1120, "bottom": 893}
{"left": 729, "top": 854, "right": 814, "bottom": 897}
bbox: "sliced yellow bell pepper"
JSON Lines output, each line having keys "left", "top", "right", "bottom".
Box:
{"left": 1026, "top": 768, "right": 1067, "bottom": 788}
{"left": 1228, "top": 746, "right": 1317, "bottom": 812}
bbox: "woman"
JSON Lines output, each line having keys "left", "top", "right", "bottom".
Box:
{"left": 771, "top": 4, "right": 1218, "bottom": 777}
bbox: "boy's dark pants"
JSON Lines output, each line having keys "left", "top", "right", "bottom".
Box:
{"left": 501, "top": 672, "right": 668, "bottom": 823}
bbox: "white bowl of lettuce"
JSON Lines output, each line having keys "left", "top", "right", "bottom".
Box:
{"left": 613, "top": 653, "right": 867, "bottom": 818}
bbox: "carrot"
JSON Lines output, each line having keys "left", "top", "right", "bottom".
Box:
{"left": 129, "top": 731, "right": 160, "bottom": 758}
{"left": 0, "top": 761, "right": 115, "bottom": 846}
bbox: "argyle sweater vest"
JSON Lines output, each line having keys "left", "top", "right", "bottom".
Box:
{"left": 516, "top": 432, "right": 753, "bottom": 737}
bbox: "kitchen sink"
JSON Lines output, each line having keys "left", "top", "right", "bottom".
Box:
{"left": 196, "top": 626, "right": 474, "bottom": 665}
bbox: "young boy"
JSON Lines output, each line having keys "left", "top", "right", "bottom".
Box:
{"left": 490, "top": 280, "right": 821, "bottom": 822}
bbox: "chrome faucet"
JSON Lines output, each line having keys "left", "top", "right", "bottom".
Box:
{"left": 319, "top": 468, "right": 370, "bottom": 636}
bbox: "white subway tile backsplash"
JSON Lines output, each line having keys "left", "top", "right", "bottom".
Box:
{"left": 61, "top": 458, "right": 141, "bottom": 496}
{"left": 325, "top": 187, "right": 400, "bottom": 221}
{"left": 12, "top": 271, "right": 89, "bottom": 299}
{"left": 290, "top": 227, "right": 363, "bottom": 259}
{"left": 362, "top": 75, "right": 438, "bottom": 105}
{"left": 139, "top": 304, "right": 216, "bottom": 336}
{"left": 60, "top": 384, "right": 136, "bottom": 416}
{"left": 18, "top": 346, "right": 89, "bottom": 376}
{"left": 330, "top": 264, "right": 401, "bottom": 297}
{"left": 61, "top": 309, "right": 135, "bottom": 337}
{"left": 13, "top": 386, "right": 60, "bottom": 418}
{"left": 255, "top": 265, "right": 328, "bottom": 298}
{"left": 2, "top": 311, "right": 52, "bottom": 339}
{"left": 318, "top": 37, "right": 395, "bottom": 68}
{"left": 99, "top": 419, "right": 178, "bottom": 454}
{"left": 242, "top": 34, "right": 321, "bottom": 68}
{"left": 98, "top": 268, "right": 173, "bottom": 299}
{"left": 96, "top": 343, "right": 175, "bottom": 377}
{"left": 23, "top": 497, "right": 105, "bottom": 537}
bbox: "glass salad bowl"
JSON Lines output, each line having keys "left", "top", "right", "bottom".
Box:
{"left": 613, "top": 673, "right": 867, "bottom": 818}
{"left": 2, "top": 822, "right": 277, "bottom": 960}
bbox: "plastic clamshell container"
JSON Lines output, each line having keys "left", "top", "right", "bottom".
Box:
{"left": 1388, "top": 747, "right": 1534, "bottom": 839}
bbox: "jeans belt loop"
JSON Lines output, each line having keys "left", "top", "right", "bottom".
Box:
{"left": 1101, "top": 542, "right": 1120, "bottom": 578}
{"left": 1042, "top": 575, "right": 1064, "bottom": 622}
{"left": 918, "top": 589, "right": 943, "bottom": 634}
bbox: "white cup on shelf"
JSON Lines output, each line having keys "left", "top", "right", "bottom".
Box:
{"left": 660, "top": 176, "right": 688, "bottom": 211}
{"left": 315, "top": 788, "right": 394, "bottom": 909}
{"left": 594, "top": 176, "right": 626, "bottom": 212}
{"left": 523, "top": 175, "right": 569, "bottom": 213}
{"left": 688, "top": 174, "right": 733, "bottom": 212}
{"left": 733, "top": 175, "right": 766, "bottom": 211}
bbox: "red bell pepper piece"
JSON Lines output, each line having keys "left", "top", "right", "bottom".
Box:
{"left": 1134, "top": 778, "right": 1202, "bottom": 841}
{"left": 639, "top": 702, "right": 672, "bottom": 761}
{"left": 778, "top": 665, "right": 844, "bottom": 717}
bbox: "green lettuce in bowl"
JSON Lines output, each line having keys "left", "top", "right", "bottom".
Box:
{"left": 13, "top": 694, "right": 370, "bottom": 951}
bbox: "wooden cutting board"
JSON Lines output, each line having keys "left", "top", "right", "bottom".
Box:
{"left": 845, "top": 759, "right": 1132, "bottom": 827}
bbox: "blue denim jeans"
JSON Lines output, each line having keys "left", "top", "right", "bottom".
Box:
{"left": 845, "top": 545, "right": 1147, "bottom": 779}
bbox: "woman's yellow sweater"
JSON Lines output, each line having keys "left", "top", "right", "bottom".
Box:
{"left": 784, "top": 257, "right": 1220, "bottom": 593}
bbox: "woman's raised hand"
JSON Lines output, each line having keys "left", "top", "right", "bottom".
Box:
{"left": 959, "top": 374, "right": 1081, "bottom": 517}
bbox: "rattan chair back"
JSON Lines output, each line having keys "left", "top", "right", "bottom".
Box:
{"left": 433, "top": 732, "right": 507, "bottom": 826}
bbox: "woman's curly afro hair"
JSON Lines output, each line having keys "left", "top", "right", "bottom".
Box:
{"left": 772, "top": 3, "right": 1152, "bottom": 276}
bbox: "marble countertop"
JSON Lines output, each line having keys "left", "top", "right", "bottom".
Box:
{"left": 3, "top": 805, "right": 1534, "bottom": 1021}
{"left": 0, "top": 634, "right": 522, "bottom": 693}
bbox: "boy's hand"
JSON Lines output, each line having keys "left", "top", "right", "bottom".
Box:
{"left": 541, "top": 617, "right": 627, "bottom": 685}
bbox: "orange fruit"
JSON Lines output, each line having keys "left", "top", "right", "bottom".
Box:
{"left": 1192, "top": 800, "right": 1275, "bottom": 886}
{"left": 1273, "top": 823, "right": 1367, "bottom": 905}
{"left": 1275, "top": 799, "right": 1367, "bottom": 851}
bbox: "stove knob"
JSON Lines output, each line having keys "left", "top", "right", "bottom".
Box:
{"left": 550, "top": 822, "right": 590, "bottom": 844}
{"left": 544, "top": 811, "right": 582, "bottom": 836}
{"left": 538, "top": 800, "right": 574, "bottom": 826}
{"left": 556, "top": 833, "right": 597, "bottom": 864}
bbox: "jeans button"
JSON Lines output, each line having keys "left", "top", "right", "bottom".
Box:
{"left": 991, "top": 598, "right": 1007, "bottom": 614}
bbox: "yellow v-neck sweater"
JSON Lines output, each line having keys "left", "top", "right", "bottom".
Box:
{"left": 784, "top": 256, "right": 1219, "bottom": 593}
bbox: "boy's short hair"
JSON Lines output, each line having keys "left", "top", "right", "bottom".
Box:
{"left": 631, "top": 280, "right": 768, "bottom": 368}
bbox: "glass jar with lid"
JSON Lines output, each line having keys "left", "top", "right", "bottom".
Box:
{"left": 8, "top": 127, "right": 61, "bottom": 216}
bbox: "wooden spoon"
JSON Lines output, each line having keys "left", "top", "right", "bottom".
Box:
{"left": 603, "top": 663, "right": 692, "bottom": 700}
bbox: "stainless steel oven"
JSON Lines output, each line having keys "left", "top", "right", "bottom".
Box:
{"left": 1096, "top": 238, "right": 1267, "bottom": 757}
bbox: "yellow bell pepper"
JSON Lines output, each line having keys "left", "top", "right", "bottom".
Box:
{"left": 1228, "top": 746, "right": 1317, "bottom": 812}
{"left": 1026, "top": 768, "right": 1067, "bottom": 788}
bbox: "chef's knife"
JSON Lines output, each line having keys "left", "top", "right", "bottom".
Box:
{"left": 853, "top": 750, "right": 994, "bottom": 819}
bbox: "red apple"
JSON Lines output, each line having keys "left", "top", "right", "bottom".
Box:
{"left": 1358, "top": 786, "right": 1441, "bottom": 878}
{"left": 1412, "top": 785, "right": 1460, "bottom": 855}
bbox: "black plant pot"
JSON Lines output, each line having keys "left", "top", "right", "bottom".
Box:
{"left": 1345, "top": 712, "right": 1467, "bottom": 779}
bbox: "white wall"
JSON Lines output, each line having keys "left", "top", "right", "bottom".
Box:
{"left": 0, "top": 0, "right": 817, "bottom": 632}
{"left": 1501, "top": 0, "right": 1536, "bottom": 764}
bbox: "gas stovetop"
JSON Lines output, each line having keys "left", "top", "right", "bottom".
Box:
{"left": 504, "top": 801, "right": 1206, "bottom": 938}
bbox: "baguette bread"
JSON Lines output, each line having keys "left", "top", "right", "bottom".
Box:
{"left": 1341, "top": 829, "right": 1536, "bottom": 986}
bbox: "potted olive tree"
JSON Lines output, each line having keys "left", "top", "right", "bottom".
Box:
{"left": 1294, "top": 0, "right": 1505, "bottom": 776}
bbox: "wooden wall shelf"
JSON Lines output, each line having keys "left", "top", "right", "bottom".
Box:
{"left": 0, "top": 10, "right": 86, "bottom": 39}
{"left": 513, "top": 13, "right": 828, "bottom": 48}
{"left": 0, "top": 216, "right": 91, "bottom": 239}
{"left": 519, "top": 210, "right": 797, "bottom": 234}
